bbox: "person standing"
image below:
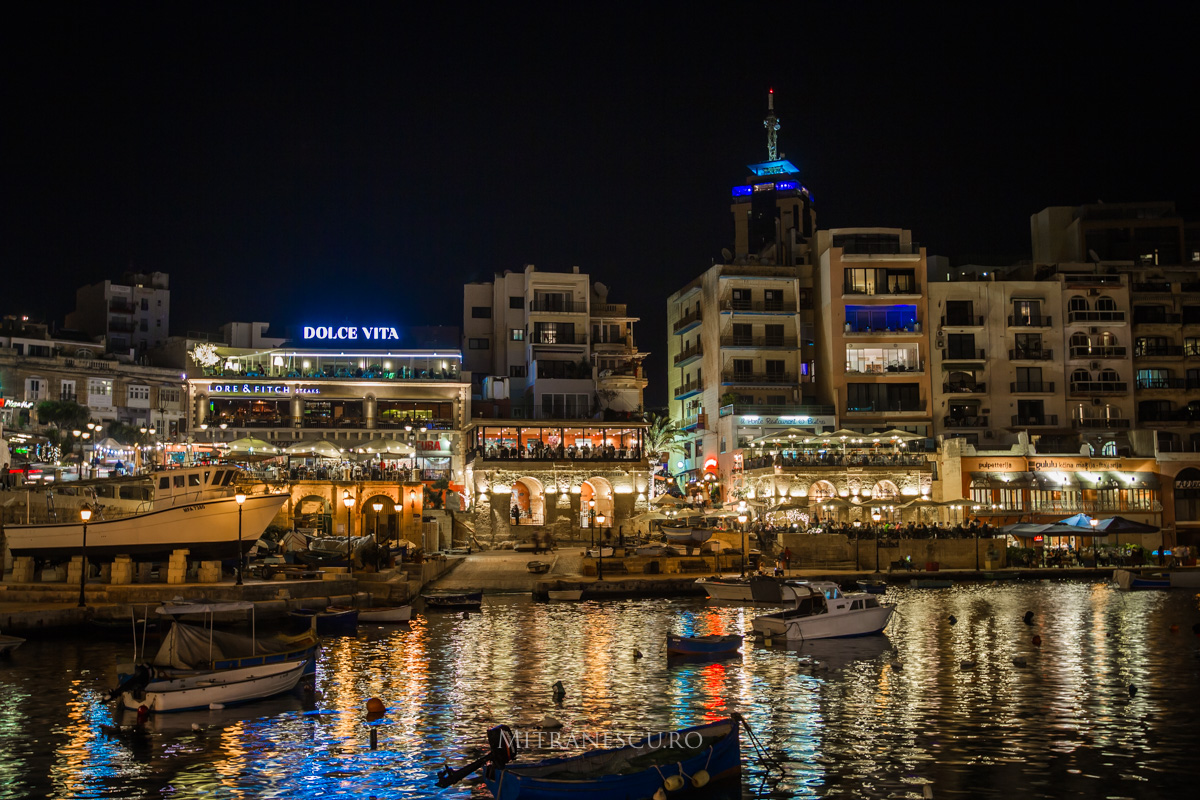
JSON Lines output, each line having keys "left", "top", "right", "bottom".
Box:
{"left": 783, "top": 547, "right": 792, "bottom": 574}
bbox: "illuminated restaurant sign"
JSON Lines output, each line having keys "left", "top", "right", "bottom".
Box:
{"left": 0, "top": 398, "right": 36, "bottom": 409}
{"left": 303, "top": 326, "right": 400, "bottom": 341}
{"left": 737, "top": 415, "right": 835, "bottom": 427}
{"left": 210, "top": 384, "right": 320, "bottom": 395}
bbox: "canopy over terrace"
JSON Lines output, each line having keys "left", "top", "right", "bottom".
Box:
{"left": 466, "top": 421, "right": 646, "bottom": 461}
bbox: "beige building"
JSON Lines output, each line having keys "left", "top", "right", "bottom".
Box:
{"left": 813, "top": 228, "right": 933, "bottom": 437}
{"left": 463, "top": 265, "right": 647, "bottom": 420}
{"left": 65, "top": 271, "right": 171, "bottom": 356}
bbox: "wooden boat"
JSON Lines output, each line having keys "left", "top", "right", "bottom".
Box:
{"left": 357, "top": 605, "right": 413, "bottom": 623}
{"left": 288, "top": 606, "right": 359, "bottom": 635}
{"left": 119, "top": 660, "right": 307, "bottom": 713}
{"left": 634, "top": 543, "right": 680, "bottom": 557}
{"left": 910, "top": 579, "right": 953, "bottom": 589}
{"left": 526, "top": 560, "right": 551, "bottom": 574}
{"left": 696, "top": 575, "right": 800, "bottom": 604}
{"left": 660, "top": 525, "right": 715, "bottom": 546}
{"left": 3, "top": 465, "right": 288, "bottom": 562}
{"left": 0, "top": 632, "right": 25, "bottom": 654}
{"left": 437, "top": 717, "right": 742, "bottom": 798}
{"left": 1166, "top": 569, "right": 1200, "bottom": 588}
{"left": 666, "top": 633, "right": 742, "bottom": 656}
{"left": 584, "top": 546, "right": 614, "bottom": 558}
{"left": 857, "top": 579, "right": 887, "bottom": 594}
{"left": 546, "top": 589, "right": 583, "bottom": 601}
{"left": 1114, "top": 569, "right": 1171, "bottom": 591}
{"left": 422, "top": 590, "right": 483, "bottom": 610}
{"left": 752, "top": 582, "right": 894, "bottom": 641}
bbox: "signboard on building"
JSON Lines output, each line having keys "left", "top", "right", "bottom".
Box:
{"left": 208, "top": 384, "right": 320, "bottom": 395}
{"left": 736, "top": 415, "right": 835, "bottom": 427}
{"left": 0, "top": 398, "right": 36, "bottom": 409}
{"left": 302, "top": 326, "right": 400, "bottom": 342}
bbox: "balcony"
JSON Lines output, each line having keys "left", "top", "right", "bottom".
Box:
{"left": 681, "top": 413, "right": 707, "bottom": 432}
{"left": 1136, "top": 378, "right": 1200, "bottom": 390}
{"left": 528, "top": 333, "right": 589, "bottom": 346}
{"left": 942, "top": 382, "right": 987, "bottom": 394}
{"left": 1134, "top": 345, "right": 1184, "bottom": 357}
{"left": 590, "top": 303, "right": 628, "bottom": 317}
{"left": 108, "top": 319, "right": 138, "bottom": 333}
{"left": 719, "top": 335, "right": 798, "bottom": 349}
{"left": 1069, "top": 345, "right": 1126, "bottom": 359}
{"left": 721, "top": 371, "right": 796, "bottom": 385}
{"left": 1010, "top": 382, "right": 1056, "bottom": 393}
{"left": 1009, "top": 349, "right": 1054, "bottom": 361}
{"left": 1067, "top": 309, "right": 1126, "bottom": 324}
{"left": 1071, "top": 418, "right": 1132, "bottom": 430}
{"left": 673, "top": 344, "right": 702, "bottom": 367}
{"left": 1133, "top": 282, "right": 1173, "bottom": 293}
{"left": 673, "top": 310, "right": 702, "bottom": 335}
{"left": 1007, "top": 315, "right": 1053, "bottom": 328}
{"left": 943, "top": 416, "right": 988, "bottom": 428}
{"left": 842, "top": 283, "right": 921, "bottom": 299}
{"left": 673, "top": 380, "right": 703, "bottom": 400}
{"left": 108, "top": 300, "right": 136, "bottom": 314}
{"left": 529, "top": 299, "right": 585, "bottom": 314}
{"left": 1064, "top": 275, "right": 1125, "bottom": 287}
{"left": 1183, "top": 282, "right": 1200, "bottom": 293}
{"left": 941, "top": 348, "right": 986, "bottom": 361}
{"left": 845, "top": 363, "right": 924, "bottom": 376}
{"left": 718, "top": 403, "right": 835, "bottom": 418}
{"left": 940, "top": 315, "right": 985, "bottom": 327}
{"left": 720, "top": 299, "right": 798, "bottom": 314}
{"left": 593, "top": 337, "right": 634, "bottom": 352}
{"left": 1132, "top": 312, "right": 1181, "bottom": 325}
{"left": 845, "top": 325, "right": 923, "bottom": 336}
{"left": 1069, "top": 381, "right": 1128, "bottom": 395}
{"left": 1010, "top": 415, "right": 1059, "bottom": 427}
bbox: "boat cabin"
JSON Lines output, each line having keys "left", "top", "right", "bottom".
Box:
{"left": 151, "top": 465, "right": 245, "bottom": 506}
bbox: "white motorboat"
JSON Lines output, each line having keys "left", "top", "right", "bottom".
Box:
{"left": 660, "top": 525, "right": 715, "bottom": 546}
{"left": 4, "top": 465, "right": 288, "bottom": 561}
{"left": 120, "top": 659, "right": 307, "bottom": 713}
{"left": 634, "top": 543, "right": 680, "bottom": 557}
{"left": 752, "top": 582, "right": 895, "bottom": 641}
{"left": 1166, "top": 569, "right": 1200, "bottom": 589}
{"left": 585, "top": 546, "right": 614, "bottom": 558}
{"left": 696, "top": 575, "right": 801, "bottom": 604}
{"left": 0, "top": 632, "right": 25, "bottom": 654}
{"left": 358, "top": 605, "right": 413, "bottom": 623}
{"left": 547, "top": 589, "right": 584, "bottom": 601}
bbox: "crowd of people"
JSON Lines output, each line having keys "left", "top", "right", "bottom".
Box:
{"left": 475, "top": 442, "right": 641, "bottom": 461}
{"left": 741, "top": 452, "right": 927, "bottom": 469}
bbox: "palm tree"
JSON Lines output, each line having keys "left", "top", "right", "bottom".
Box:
{"left": 643, "top": 413, "right": 684, "bottom": 497}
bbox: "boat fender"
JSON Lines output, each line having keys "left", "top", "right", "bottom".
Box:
{"left": 959, "top": 660, "right": 976, "bottom": 670}
{"left": 948, "top": 615, "right": 957, "bottom": 626}
{"left": 537, "top": 715, "right": 562, "bottom": 730}
{"left": 633, "top": 648, "right": 643, "bottom": 660}
{"left": 1128, "top": 683, "right": 1137, "bottom": 697}
{"left": 663, "top": 774, "right": 685, "bottom": 791}
{"left": 1011, "top": 657, "right": 1027, "bottom": 668}
{"left": 209, "top": 703, "right": 225, "bottom": 710}
{"left": 1023, "top": 611, "right": 1034, "bottom": 625}
{"left": 191, "top": 723, "right": 201, "bottom": 732}
{"left": 763, "top": 636, "right": 773, "bottom": 647}
{"left": 653, "top": 790, "right": 667, "bottom": 800}
{"left": 369, "top": 727, "right": 378, "bottom": 750}
{"left": 137, "top": 705, "right": 150, "bottom": 724}
{"left": 1031, "top": 635, "right": 1042, "bottom": 647}
{"left": 366, "top": 697, "right": 386, "bottom": 715}
{"left": 892, "top": 662, "right": 903, "bottom": 672}
{"left": 691, "top": 769, "right": 710, "bottom": 788}
{"left": 551, "top": 680, "right": 566, "bottom": 702}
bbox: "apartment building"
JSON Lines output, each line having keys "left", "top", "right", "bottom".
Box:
{"left": 813, "top": 228, "right": 933, "bottom": 437}
{"left": 65, "top": 272, "right": 171, "bottom": 356}
{"left": 462, "top": 265, "right": 647, "bottom": 420}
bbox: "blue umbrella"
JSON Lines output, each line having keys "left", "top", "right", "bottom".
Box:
{"left": 1058, "top": 513, "right": 1094, "bottom": 529}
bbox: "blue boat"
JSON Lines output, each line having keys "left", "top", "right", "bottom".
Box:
{"left": 666, "top": 633, "right": 742, "bottom": 656}
{"left": 288, "top": 606, "right": 359, "bottom": 635}
{"left": 856, "top": 579, "right": 887, "bottom": 594}
{"left": 422, "top": 590, "right": 484, "bottom": 610}
{"left": 437, "top": 717, "right": 742, "bottom": 798}
{"left": 1114, "top": 569, "right": 1171, "bottom": 591}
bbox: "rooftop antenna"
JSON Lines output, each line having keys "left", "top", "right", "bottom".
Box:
{"left": 764, "top": 88, "right": 781, "bottom": 161}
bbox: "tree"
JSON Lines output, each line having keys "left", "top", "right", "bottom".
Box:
{"left": 644, "top": 413, "right": 684, "bottom": 463}
{"left": 35, "top": 400, "right": 91, "bottom": 453}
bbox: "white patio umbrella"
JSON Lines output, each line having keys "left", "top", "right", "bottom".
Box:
{"left": 357, "top": 438, "right": 416, "bottom": 456}
{"left": 283, "top": 440, "right": 343, "bottom": 459}
{"left": 226, "top": 436, "right": 279, "bottom": 454}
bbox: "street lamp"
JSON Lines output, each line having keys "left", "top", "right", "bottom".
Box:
{"left": 78, "top": 507, "right": 92, "bottom": 607}
{"left": 71, "top": 429, "right": 82, "bottom": 479}
{"left": 393, "top": 502, "right": 402, "bottom": 551}
{"left": 737, "top": 513, "right": 748, "bottom": 576}
{"left": 596, "top": 513, "right": 606, "bottom": 580}
{"left": 1091, "top": 517, "right": 1101, "bottom": 566}
{"left": 872, "top": 511, "right": 882, "bottom": 573}
{"left": 343, "top": 490, "right": 355, "bottom": 573}
{"left": 372, "top": 501, "right": 383, "bottom": 542}
{"left": 86, "top": 421, "right": 98, "bottom": 477}
{"left": 139, "top": 427, "right": 148, "bottom": 474}
{"left": 234, "top": 491, "right": 247, "bottom": 585}
{"left": 588, "top": 498, "right": 596, "bottom": 547}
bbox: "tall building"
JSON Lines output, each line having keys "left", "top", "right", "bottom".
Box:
{"left": 65, "top": 272, "right": 171, "bottom": 356}
{"left": 462, "top": 264, "right": 647, "bottom": 420}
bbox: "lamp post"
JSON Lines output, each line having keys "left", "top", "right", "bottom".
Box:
{"left": 588, "top": 499, "right": 596, "bottom": 548}
{"left": 235, "top": 491, "right": 246, "bottom": 585}
{"left": 393, "top": 502, "right": 402, "bottom": 556}
{"left": 139, "top": 427, "right": 148, "bottom": 474}
{"left": 737, "top": 499, "right": 748, "bottom": 577}
{"left": 71, "top": 429, "right": 82, "bottom": 479}
{"left": 974, "top": 512, "right": 981, "bottom": 571}
{"left": 596, "top": 513, "right": 606, "bottom": 580}
{"left": 78, "top": 507, "right": 92, "bottom": 607}
{"left": 372, "top": 501, "right": 383, "bottom": 542}
{"left": 86, "top": 421, "right": 98, "bottom": 477}
{"left": 343, "top": 491, "right": 355, "bottom": 573}
{"left": 872, "top": 511, "right": 882, "bottom": 573}
{"left": 1090, "top": 517, "right": 1099, "bottom": 566}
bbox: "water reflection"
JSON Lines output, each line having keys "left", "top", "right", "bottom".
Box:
{"left": 1, "top": 581, "right": 1198, "bottom": 798}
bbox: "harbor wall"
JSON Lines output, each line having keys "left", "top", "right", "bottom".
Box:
{"left": 778, "top": 533, "right": 1011, "bottom": 571}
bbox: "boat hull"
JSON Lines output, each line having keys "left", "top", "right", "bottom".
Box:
{"left": 547, "top": 590, "right": 583, "bottom": 601}
{"left": 1114, "top": 569, "right": 1171, "bottom": 590}
{"left": 483, "top": 718, "right": 740, "bottom": 800}
{"left": 423, "top": 591, "right": 483, "bottom": 609}
{"left": 288, "top": 608, "right": 359, "bottom": 635}
{"left": 1167, "top": 569, "right": 1200, "bottom": 588}
{"left": 358, "top": 606, "right": 413, "bottom": 623}
{"left": 0, "top": 634, "right": 25, "bottom": 654}
{"left": 753, "top": 605, "right": 894, "bottom": 641}
{"left": 661, "top": 526, "right": 714, "bottom": 545}
{"left": 666, "top": 634, "right": 742, "bottom": 655}
{"left": 4, "top": 492, "right": 288, "bottom": 562}
{"left": 121, "top": 660, "right": 306, "bottom": 713}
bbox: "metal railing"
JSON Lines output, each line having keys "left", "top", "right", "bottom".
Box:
{"left": 673, "top": 310, "right": 702, "bottom": 333}
{"left": 1010, "top": 415, "right": 1059, "bottom": 426}
{"left": 719, "top": 335, "right": 798, "bottom": 348}
{"left": 940, "top": 315, "right": 985, "bottom": 327}
{"left": 942, "top": 348, "right": 986, "bottom": 360}
{"left": 943, "top": 416, "right": 988, "bottom": 427}
{"left": 721, "top": 371, "right": 796, "bottom": 384}
{"left": 529, "top": 333, "right": 588, "bottom": 345}
{"left": 529, "top": 299, "right": 584, "bottom": 313}
{"left": 1069, "top": 381, "right": 1128, "bottom": 394}
{"left": 1071, "top": 418, "right": 1131, "bottom": 429}
{"left": 1132, "top": 312, "right": 1181, "bottom": 324}
{"left": 843, "top": 284, "right": 921, "bottom": 297}
{"left": 681, "top": 413, "right": 706, "bottom": 430}
{"left": 1068, "top": 310, "right": 1126, "bottom": 323}
{"left": 1010, "top": 382, "right": 1055, "bottom": 392}
{"left": 1009, "top": 349, "right": 1054, "bottom": 360}
{"left": 1069, "top": 346, "right": 1126, "bottom": 359}
{"left": 718, "top": 403, "right": 836, "bottom": 417}
{"left": 673, "top": 345, "right": 702, "bottom": 366}
{"left": 1133, "top": 282, "right": 1172, "bottom": 292}
{"left": 719, "top": 299, "right": 798, "bottom": 314}
{"left": 942, "top": 382, "right": 986, "bottom": 393}
{"left": 1008, "top": 315, "right": 1053, "bottom": 327}
{"left": 673, "top": 380, "right": 703, "bottom": 399}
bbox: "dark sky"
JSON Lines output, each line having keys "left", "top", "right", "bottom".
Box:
{"left": 4, "top": 4, "right": 1196, "bottom": 406}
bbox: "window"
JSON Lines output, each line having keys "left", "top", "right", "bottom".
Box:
{"left": 127, "top": 385, "right": 151, "bottom": 405}
{"left": 1068, "top": 296, "right": 1089, "bottom": 312}
{"left": 88, "top": 378, "right": 113, "bottom": 406}
{"left": 846, "top": 383, "right": 922, "bottom": 412}
{"left": 60, "top": 380, "right": 76, "bottom": 402}
{"left": 732, "top": 359, "right": 753, "bottom": 376}
{"left": 509, "top": 366, "right": 527, "bottom": 378}
{"left": 765, "top": 360, "right": 785, "bottom": 377}
{"left": 539, "top": 393, "right": 591, "bottom": 419}
{"left": 1015, "top": 367, "right": 1044, "bottom": 391}
{"left": 468, "top": 338, "right": 490, "bottom": 350}
{"left": 159, "top": 387, "right": 180, "bottom": 405}
{"left": 732, "top": 323, "right": 753, "bottom": 345}
{"left": 944, "top": 300, "right": 975, "bottom": 325}
{"left": 509, "top": 296, "right": 524, "bottom": 309}
{"left": 731, "top": 288, "right": 752, "bottom": 310}
{"left": 1012, "top": 299, "right": 1042, "bottom": 323}
{"left": 471, "top": 306, "right": 492, "bottom": 319}
{"left": 946, "top": 333, "right": 977, "bottom": 359}
{"left": 139, "top": 319, "right": 148, "bottom": 332}
{"left": 511, "top": 329, "right": 524, "bottom": 341}
{"left": 24, "top": 377, "right": 43, "bottom": 401}
{"left": 765, "top": 324, "right": 784, "bottom": 346}
{"left": 720, "top": 437, "right": 727, "bottom": 454}
{"left": 763, "top": 289, "right": 783, "bottom": 310}
{"left": 532, "top": 322, "right": 575, "bottom": 344}
{"left": 1135, "top": 337, "right": 1171, "bottom": 356}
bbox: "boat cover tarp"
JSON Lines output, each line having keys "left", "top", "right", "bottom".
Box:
{"left": 151, "top": 622, "right": 315, "bottom": 670}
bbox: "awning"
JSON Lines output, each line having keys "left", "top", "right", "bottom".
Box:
{"left": 970, "top": 471, "right": 1033, "bottom": 488}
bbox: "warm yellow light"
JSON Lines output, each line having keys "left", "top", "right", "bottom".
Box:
{"left": 80, "top": 508, "right": 92, "bottom": 522}
{"left": 595, "top": 514, "right": 606, "bottom": 526}
{"left": 372, "top": 502, "right": 383, "bottom": 512}
{"left": 235, "top": 492, "right": 247, "bottom": 505}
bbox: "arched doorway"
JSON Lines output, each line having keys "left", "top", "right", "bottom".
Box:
{"left": 512, "top": 477, "right": 545, "bottom": 525}
{"left": 809, "top": 480, "right": 837, "bottom": 522}
{"left": 363, "top": 493, "right": 398, "bottom": 541}
{"left": 295, "top": 494, "right": 332, "bottom": 535}
{"left": 580, "top": 477, "right": 614, "bottom": 528}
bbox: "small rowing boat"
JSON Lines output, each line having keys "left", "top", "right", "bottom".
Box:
{"left": 666, "top": 633, "right": 742, "bottom": 656}
{"left": 1113, "top": 569, "right": 1171, "bottom": 591}
{"left": 288, "top": 606, "right": 359, "bottom": 635}
{"left": 422, "top": 591, "right": 483, "bottom": 610}
{"left": 857, "top": 579, "right": 887, "bottom": 594}
{"left": 0, "top": 632, "right": 25, "bottom": 655}
{"left": 119, "top": 660, "right": 306, "bottom": 713}
{"left": 357, "top": 605, "right": 413, "bottom": 623}
{"left": 547, "top": 589, "right": 583, "bottom": 601}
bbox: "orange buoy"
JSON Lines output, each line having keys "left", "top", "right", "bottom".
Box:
{"left": 366, "top": 697, "right": 385, "bottom": 714}
{"left": 1031, "top": 634, "right": 1042, "bottom": 647}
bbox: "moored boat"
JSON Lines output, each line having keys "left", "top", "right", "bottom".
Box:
{"left": 436, "top": 716, "right": 743, "bottom": 798}
{"left": 119, "top": 660, "right": 307, "bottom": 713}
{"left": 1166, "top": 569, "right": 1200, "bottom": 589}
{"left": 660, "top": 525, "right": 715, "bottom": 546}
{"left": 752, "top": 582, "right": 894, "bottom": 641}
{"left": 666, "top": 633, "right": 742, "bottom": 656}
{"left": 1114, "top": 569, "right": 1171, "bottom": 590}
{"left": 547, "top": 589, "right": 583, "bottom": 601}
{"left": 857, "top": 579, "right": 887, "bottom": 594}
{"left": 422, "top": 590, "right": 483, "bottom": 610}
{"left": 357, "top": 605, "right": 413, "bottom": 623}
{"left": 0, "top": 632, "right": 25, "bottom": 654}
{"left": 584, "top": 546, "right": 614, "bottom": 558}
{"left": 288, "top": 606, "right": 359, "bottom": 635}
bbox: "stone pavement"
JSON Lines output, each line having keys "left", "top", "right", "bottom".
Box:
{"left": 427, "top": 549, "right": 586, "bottom": 592}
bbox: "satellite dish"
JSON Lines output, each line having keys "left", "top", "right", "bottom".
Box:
{"left": 721, "top": 248, "right": 733, "bottom": 262}
{"left": 593, "top": 282, "right": 609, "bottom": 300}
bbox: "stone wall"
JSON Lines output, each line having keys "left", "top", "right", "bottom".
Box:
{"left": 779, "top": 533, "right": 1009, "bottom": 570}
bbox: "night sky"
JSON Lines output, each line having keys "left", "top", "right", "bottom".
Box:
{"left": 4, "top": 5, "right": 1195, "bottom": 406}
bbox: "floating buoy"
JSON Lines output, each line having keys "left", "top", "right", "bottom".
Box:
{"left": 663, "top": 774, "right": 685, "bottom": 791}
{"left": 948, "top": 615, "right": 957, "bottom": 626}
{"left": 763, "top": 636, "right": 773, "bottom": 647}
{"left": 538, "top": 715, "right": 562, "bottom": 730}
{"left": 462, "top": 611, "right": 470, "bottom": 619}
{"left": 653, "top": 789, "right": 667, "bottom": 800}
{"left": 1032, "top": 635, "right": 1042, "bottom": 647}
{"left": 923, "top": 784, "right": 934, "bottom": 799}
{"left": 1012, "top": 657, "right": 1027, "bottom": 668}
{"left": 1169, "top": 624, "right": 1179, "bottom": 633}
{"left": 1128, "top": 683, "right": 1138, "bottom": 697}
{"left": 191, "top": 722, "right": 201, "bottom": 732}
{"left": 365, "top": 697, "right": 385, "bottom": 715}
{"left": 691, "top": 769, "right": 710, "bottom": 787}
{"left": 959, "top": 660, "right": 976, "bottom": 670}
{"left": 892, "top": 662, "right": 903, "bottom": 671}
{"left": 633, "top": 648, "right": 643, "bottom": 660}
{"left": 552, "top": 680, "right": 566, "bottom": 702}
{"left": 209, "top": 703, "right": 225, "bottom": 710}
{"left": 1023, "top": 611, "right": 1035, "bottom": 626}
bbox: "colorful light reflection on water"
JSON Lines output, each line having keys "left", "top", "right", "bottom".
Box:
{"left": 1, "top": 580, "right": 1198, "bottom": 798}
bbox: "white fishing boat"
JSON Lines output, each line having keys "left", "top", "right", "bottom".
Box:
{"left": 3, "top": 465, "right": 288, "bottom": 562}
{"left": 660, "top": 525, "right": 715, "bottom": 546}
{"left": 119, "top": 660, "right": 307, "bottom": 713}
{"left": 547, "top": 589, "right": 584, "bottom": 601}
{"left": 0, "top": 632, "right": 25, "bottom": 654}
{"left": 585, "top": 546, "right": 614, "bottom": 558}
{"left": 696, "top": 575, "right": 801, "bottom": 604}
{"left": 1165, "top": 569, "right": 1200, "bottom": 589}
{"left": 358, "top": 605, "right": 413, "bottom": 623}
{"left": 752, "top": 581, "right": 895, "bottom": 641}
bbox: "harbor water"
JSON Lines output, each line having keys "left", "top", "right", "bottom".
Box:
{"left": 1, "top": 579, "right": 1198, "bottom": 799}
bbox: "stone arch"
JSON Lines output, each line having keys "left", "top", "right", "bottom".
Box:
{"left": 1071, "top": 368, "right": 1091, "bottom": 383}
{"left": 1174, "top": 467, "right": 1200, "bottom": 525}
{"left": 1098, "top": 330, "right": 1119, "bottom": 347}
{"left": 808, "top": 480, "right": 837, "bottom": 501}
{"left": 581, "top": 476, "right": 614, "bottom": 527}
{"left": 1099, "top": 367, "right": 1120, "bottom": 383}
{"left": 512, "top": 476, "right": 546, "bottom": 524}
{"left": 362, "top": 493, "right": 399, "bottom": 540}
{"left": 295, "top": 493, "right": 332, "bottom": 534}
{"left": 1069, "top": 331, "right": 1090, "bottom": 349}
{"left": 1068, "top": 295, "right": 1089, "bottom": 312}
{"left": 872, "top": 479, "right": 900, "bottom": 500}
{"left": 1096, "top": 295, "right": 1117, "bottom": 311}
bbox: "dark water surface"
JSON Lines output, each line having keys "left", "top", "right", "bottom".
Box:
{"left": 2, "top": 579, "right": 1198, "bottom": 799}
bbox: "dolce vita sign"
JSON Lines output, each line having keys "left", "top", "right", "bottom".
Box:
{"left": 303, "top": 325, "right": 400, "bottom": 341}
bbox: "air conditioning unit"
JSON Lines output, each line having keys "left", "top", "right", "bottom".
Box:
{"left": 1090, "top": 361, "right": 1101, "bottom": 370}
{"left": 1088, "top": 289, "right": 1100, "bottom": 296}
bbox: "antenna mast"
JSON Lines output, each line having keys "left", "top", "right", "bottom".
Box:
{"left": 764, "top": 88, "right": 781, "bottom": 161}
